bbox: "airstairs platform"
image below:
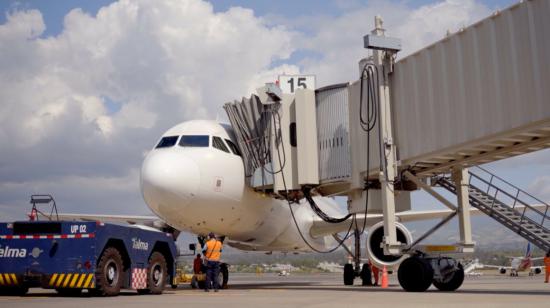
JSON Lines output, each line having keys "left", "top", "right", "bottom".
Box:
{"left": 437, "top": 167, "right": 550, "bottom": 252}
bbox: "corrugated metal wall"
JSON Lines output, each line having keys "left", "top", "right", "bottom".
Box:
{"left": 391, "top": 0, "right": 550, "bottom": 164}
{"left": 316, "top": 84, "right": 352, "bottom": 183}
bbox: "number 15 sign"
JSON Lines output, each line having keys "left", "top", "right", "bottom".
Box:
{"left": 278, "top": 75, "right": 316, "bottom": 94}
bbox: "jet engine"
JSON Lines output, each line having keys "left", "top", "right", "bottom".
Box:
{"left": 499, "top": 268, "right": 506, "bottom": 274}
{"left": 534, "top": 268, "right": 542, "bottom": 274}
{"left": 366, "top": 221, "right": 412, "bottom": 269}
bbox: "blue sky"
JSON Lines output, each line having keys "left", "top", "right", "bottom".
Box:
{"left": 1, "top": 0, "right": 517, "bottom": 37}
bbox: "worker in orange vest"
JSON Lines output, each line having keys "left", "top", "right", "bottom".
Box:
{"left": 544, "top": 250, "right": 550, "bottom": 283}
{"left": 202, "top": 232, "right": 223, "bottom": 292}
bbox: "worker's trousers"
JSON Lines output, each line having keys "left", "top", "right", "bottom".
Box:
{"left": 206, "top": 260, "right": 220, "bottom": 290}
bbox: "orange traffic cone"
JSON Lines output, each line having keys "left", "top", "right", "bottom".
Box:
{"left": 381, "top": 266, "right": 389, "bottom": 288}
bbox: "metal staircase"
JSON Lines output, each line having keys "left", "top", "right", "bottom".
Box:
{"left": 436, "top": 166, "right": 550, "bottom": 252}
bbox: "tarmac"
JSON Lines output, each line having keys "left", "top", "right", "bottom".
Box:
{"left": 1, "top": 272, "right": 549, "bottom": 308}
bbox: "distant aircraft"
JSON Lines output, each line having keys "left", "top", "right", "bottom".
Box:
{"left": 482, "top": 243, "right": 544, "bottom": 276}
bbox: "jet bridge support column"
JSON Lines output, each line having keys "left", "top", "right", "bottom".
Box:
{"left": 452, "top": 167, "right": 475, "bottom": 253}
{"left": 370, "top": 16, "right": 402, "bottom": 255}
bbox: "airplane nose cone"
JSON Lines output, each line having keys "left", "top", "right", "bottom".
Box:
{"left": 140, "top": 150, "right": 200, "bottom": 213}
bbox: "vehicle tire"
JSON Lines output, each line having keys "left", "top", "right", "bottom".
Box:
{"left": 220, "top": 263, "right": 229, "bottom": 289}
{"left": 93, "top": 247, "right": 124, "bottom": 296}
{"left": 343, "top": 264, "right": 355, "bottom": 286}
{"left": 55, "top": 288, "right": 82, "bottom": 296}
{"left": 433, "top": 263, "right": 464, "bottom": 291}
{"left": 143, "top": 251, "right": 167, "bottom": 295}
{"left": 360, "top": 263, "right": 372, "bottom": 286}
{"left": 398, "top": 257, "right": 433, "bottom": 292}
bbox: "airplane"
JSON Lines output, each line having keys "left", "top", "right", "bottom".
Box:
{"left": 481, "top": 243, "right": 545, "bottom": 276}
{"left": 57, "top": 119, "right": 546, "bottom": 287}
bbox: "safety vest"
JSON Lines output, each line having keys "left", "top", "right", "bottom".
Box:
{"left": 544, "top": 256, "right": 550, "bottom": 273}
{"left": 204, "top": 239, "right": 223, "bottom": 261}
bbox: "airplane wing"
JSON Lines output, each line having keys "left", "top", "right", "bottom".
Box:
{"left": 310, "top": 208, "right": 485, "bottom": 237}
{"left": 310, "top": 204, "right": 545, "bottom": 237}
{"left": 44, "top": 213, "right": 160, "bottom": 226}
{"left": 531, "top": 257, "right": 544, "bottom": 261}
{"left": 481, "top": 264, "right": 510, "bottom": 269}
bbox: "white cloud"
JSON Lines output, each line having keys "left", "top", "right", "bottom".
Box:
{"left": 297, "top": 0, "right": 491, "bottom": 86}
{"left": 528, "top": 176, "right": 550, "bottom": 202}
{"left": 0, "top": 0, "right": 296, "bottom": 216}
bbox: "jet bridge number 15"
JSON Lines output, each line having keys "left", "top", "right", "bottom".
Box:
{"left": 278, "top": 75, "right": 315, "bottom": 94}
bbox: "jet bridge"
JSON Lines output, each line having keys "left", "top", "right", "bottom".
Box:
{"left": 224, "top": 0, "right": 550, "bottom": 292}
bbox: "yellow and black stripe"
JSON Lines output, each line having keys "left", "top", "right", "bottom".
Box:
{"left": 0, "top": 273, "right": 19, "bottom": 286}
{"left": 48, "top": 273, "right": 95, "bottom": 289}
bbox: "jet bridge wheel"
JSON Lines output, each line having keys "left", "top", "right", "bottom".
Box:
{"left": 397, "top": 257, "right": 433, "bottom": 292}
{"left": 432, "top": 263, "right": 464, "bottom": 292}
{"left": 343, "top": 264, "right": 355, "bottom": 285}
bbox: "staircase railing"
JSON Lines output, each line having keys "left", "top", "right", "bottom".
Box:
{"left": 468, "top": 166, "right": 550, "bottom": 229}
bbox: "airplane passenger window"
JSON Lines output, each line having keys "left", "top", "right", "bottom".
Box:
{"left": 212, "top": 136, "right": 230, "bottom": 153}
{"left": 179, "top": 135, "right": 209, "bottom": 147}
{"left": 155, "top": 136, "right": 179, "bottom": 148}
{"left": 225, "top": 139, "right": 242, "bottom": 156}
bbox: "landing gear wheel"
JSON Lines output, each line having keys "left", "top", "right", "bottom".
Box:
{"left": 360, "top": 264, "right": 372, "bottom": 286}
{"left": 398, "top": 257, "right": 433, "bottom": 292}
{"left": 220, "top": 263, "right": 229, "bottom": 289}
{"left": 343, "top": 264, "right": 355, "bottom": 286}
{"left": 138, "top": 252, "right": 167, "bottom": 295}
{"left": 433, "top": 263, "right": 464, "bottom": 291}
{"left": 92, "top": 247, "right": 124, "bottom": 296}
{"left": 55, "top": 288, "right": 82, "bottom": 296}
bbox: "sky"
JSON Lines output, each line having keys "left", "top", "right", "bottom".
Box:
{"left": 0, "top": 0, "right": 548, "bottom": 228}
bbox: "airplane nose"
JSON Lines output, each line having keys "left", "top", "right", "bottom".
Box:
{"left": 140, "top": 150, "right": 200, "bottom": 212}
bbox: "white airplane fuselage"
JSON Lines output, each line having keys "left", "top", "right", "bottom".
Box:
{"left": 140, "top": 120, "right": 339, "bottom": 252}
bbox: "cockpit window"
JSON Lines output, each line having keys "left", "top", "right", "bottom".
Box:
{"left": 225, "top": 139, "right": 242, "bottom": 156}
{"left": 212, "top": 136, "right": 230, "bottom": 153}
{"left": 179, "top": 135, "right": 209, "bottom": 147}
{"left": 156, "top": 136, "right": 179, "bottom": 148}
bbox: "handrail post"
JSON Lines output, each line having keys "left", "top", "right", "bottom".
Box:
{"left": 520, "top": 206, "right": 527, "bottom": 223}
{"left": 512, "top": 190, "right": 520, "bottom": 210}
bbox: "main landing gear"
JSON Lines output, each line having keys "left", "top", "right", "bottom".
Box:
{"left": 342, "top": 230, "right": 373, "bottom": 286}
{"left": 397, "top": 255, "right": 464, "bottom": 292}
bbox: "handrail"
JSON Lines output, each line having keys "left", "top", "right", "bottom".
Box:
{"left": 474, "top": 166, "right": 549, "bottom": 208}
{"left": 469, "top": 168, "right": 550, "bottom": 226}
